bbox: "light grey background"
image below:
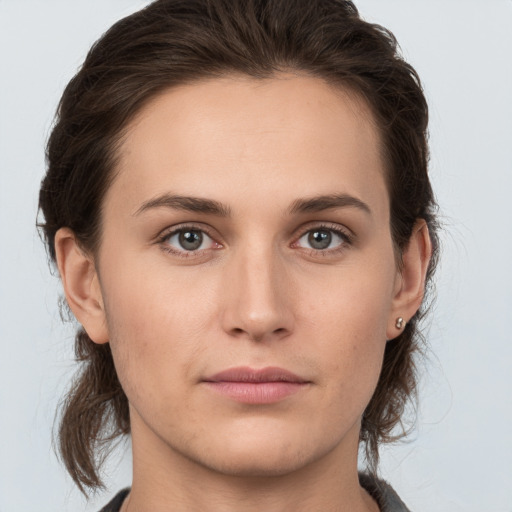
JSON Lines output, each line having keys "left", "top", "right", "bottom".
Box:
{"left": 1, "top": 1, "right": 511, "bottom": 510}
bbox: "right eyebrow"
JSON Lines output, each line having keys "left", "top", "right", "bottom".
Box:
{"left": 288, "top": 193, "right": 372, "bottom": 216}
{"left": 133, "top": 193, "right": 232, "bottom": 217}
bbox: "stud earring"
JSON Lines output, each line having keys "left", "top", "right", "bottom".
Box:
{"left": 395, "top": 317, "right": 406, "bottom": 330}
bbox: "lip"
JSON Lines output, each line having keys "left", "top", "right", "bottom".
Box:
{"left": 202, "top": 366, "right": 310, "bottom": 404}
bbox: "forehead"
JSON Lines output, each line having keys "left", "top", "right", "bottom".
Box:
{"left": 110, "top": 74, "right": 388, "bottom": 218}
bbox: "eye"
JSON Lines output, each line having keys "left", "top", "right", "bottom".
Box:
{"left": 163, "top": 228, "right": 218, "bottom": 253}
{"left": 295, "top": 227, "right": 350, "bottom": 251}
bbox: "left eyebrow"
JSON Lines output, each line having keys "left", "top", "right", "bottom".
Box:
{"left": 288, "top": 194, "right": 372, "bottom": 216}
{"left": 133, "top": 193, "right": 232, "bottom": 217}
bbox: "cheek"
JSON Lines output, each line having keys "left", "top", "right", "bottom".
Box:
{"left": 302, "top": 256, "right": 395, "bottom": 342}
{"left": 100, "top": 256, "right": 218, "bottom": 401}
{"left": 299, "top": 259, "right": 395, "bottom": 404}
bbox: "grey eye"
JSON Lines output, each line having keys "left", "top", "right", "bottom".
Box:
{"left": 307, "top": 230, "right": 332, "bottom": 250}
{"left": 178, "top": 230, "right": 203, "bottom": 250}
{"left": 297, "top": 228, "right": 347, "bottom": 251}
{"left": 166, "top": 229, "right": 214, "bottom": 252}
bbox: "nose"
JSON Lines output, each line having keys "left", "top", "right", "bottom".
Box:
{"left": 220, "top": 244, "right": 295, "bottom": 343}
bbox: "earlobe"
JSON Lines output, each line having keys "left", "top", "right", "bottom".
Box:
{"left": 54, "top": 228, "right": 109, "bottom": 344}
{"left": 387, "top": 220, "right": 432, "bottom": 340}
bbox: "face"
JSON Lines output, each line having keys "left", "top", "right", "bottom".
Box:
{"left": 94, "top": 75, "right": 402, "bottom": 477}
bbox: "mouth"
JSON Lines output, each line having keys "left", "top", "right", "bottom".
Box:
{"left": 202, "top": 366, "right": 311, "bottom": 404}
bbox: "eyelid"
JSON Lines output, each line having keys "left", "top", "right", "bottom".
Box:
{"left": 155, "top": 222, "right": 223, "bottom": 257}
{"left": 154, "top": 221, "right": 354, "bottom": 259}
{"left": 291, "top": 222, "right": 355, "bottom": 252}
{"left": 293, "top": 222, "right": 354, "bottom": 242}
{"left": 156, "top": 221, "right": 219, "bottom": 240}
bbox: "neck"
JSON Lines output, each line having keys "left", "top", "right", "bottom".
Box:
{"left": 124, "top": 414, "right": 379, "bottom": 512}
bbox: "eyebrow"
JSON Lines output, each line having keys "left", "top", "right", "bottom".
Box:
{"left": 288, "top": 194, "right": 372, "bottom": 215}
{"left": 133, "top": 194, "right": 232, "bottom": 217}
{"left": 133, "top": 192, "right": 371, "bottom": 218}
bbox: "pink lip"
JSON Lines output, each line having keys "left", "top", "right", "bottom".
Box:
{"left": 203, "top": 366, "right": 310, "bottom": 404}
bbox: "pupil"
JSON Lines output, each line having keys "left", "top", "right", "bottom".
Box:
{"left": 308, "top": 230, "right": 331, "bottom": 250}
{"left": 179, "top": 230, "right": 203, "bottom": 250}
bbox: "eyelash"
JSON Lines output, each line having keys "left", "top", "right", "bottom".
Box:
{"left": 293, "top": 223, "right": 354, "bottom": 256}
{"left": 155, "top": 222, "right": 354, "bottom": 259}
{"left": 156, "top": 224, "right": 220, "bottom": 258}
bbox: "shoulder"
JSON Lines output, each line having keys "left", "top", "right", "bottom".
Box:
{"left": 98, "top": 488, "right": 130, "bottom": 512}
{"left": 359, "top": 473, "right": 411, "bottom": 512}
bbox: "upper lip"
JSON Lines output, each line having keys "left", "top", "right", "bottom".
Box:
{"left": 204, "top": 366, "right": 309, "bottom": 383}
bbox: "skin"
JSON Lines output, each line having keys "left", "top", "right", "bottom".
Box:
{"left": 56, "top": 74, "right": 431, "bottom": 511}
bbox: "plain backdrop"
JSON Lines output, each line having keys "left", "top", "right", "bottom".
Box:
{"left": 1, "top": 1, "right": 511, "bottom": 511}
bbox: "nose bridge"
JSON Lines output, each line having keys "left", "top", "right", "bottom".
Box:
{"left": 222, "top": 239, "right": 293, "bottom": 341}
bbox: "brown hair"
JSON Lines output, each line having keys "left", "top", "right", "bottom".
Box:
{"left": 38, "top": 0, "right": 438, "bottom": 493}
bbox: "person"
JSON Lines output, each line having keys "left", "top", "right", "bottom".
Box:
{"left": 38, "top": 0, "right": 438, "bottom": 510}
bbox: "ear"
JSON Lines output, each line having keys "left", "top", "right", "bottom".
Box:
{"left": 387, "top": 219, "right": 432, "bottom": 340}
{"left": 54, "top": 228, "right": 109, "bottom": 344}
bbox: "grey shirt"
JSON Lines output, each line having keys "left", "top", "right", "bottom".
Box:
{"left": 99, "top": 474, "right": 411, "bottom": 511}
{"left": 359, "top": 473, "right": 411, "bottom": 512}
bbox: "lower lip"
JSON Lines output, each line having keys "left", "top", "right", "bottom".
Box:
{"left": 204, "top": 381, "right": 307, "bottom": 404}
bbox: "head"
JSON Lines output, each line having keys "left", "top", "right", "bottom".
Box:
{"left": 39, "top": 0, "right": 438, "bottom": 493}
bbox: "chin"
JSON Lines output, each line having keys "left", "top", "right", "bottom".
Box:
{"left": 180, "top": 428, "right": 334, "bottom": 479}
{"left": 200, "top": 449, "right": 313, "bottom": 478}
